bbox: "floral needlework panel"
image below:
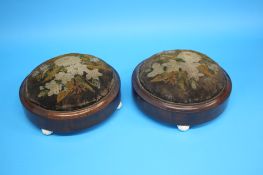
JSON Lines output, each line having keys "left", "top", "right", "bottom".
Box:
{"left": 139, "top": 50, "right": 226, "bottom": 104}
{"left": 25, "top": 53, "right": 114, "bottom": 111}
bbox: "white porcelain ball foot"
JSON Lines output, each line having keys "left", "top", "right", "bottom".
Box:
{"left": 41, "top": 129, "right": 53, "bottom": 135}
{"left": 177, "top": 125, "right": 190, "bottom": 131}
{"left": 117, "top": 101, "right": 122, "bottom": 110}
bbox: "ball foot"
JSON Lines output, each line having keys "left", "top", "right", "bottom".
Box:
{"left": 177, "top": 125, "right": 190, "bottom": 131}
{"left": 41, "top": 129, "right": 53, "bottom": 135}
{"left": 117, "top": 101, "right": 122, "bottom": 110}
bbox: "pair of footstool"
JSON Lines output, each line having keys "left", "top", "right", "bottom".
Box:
{"left": 19, "top": 50, "right": 232, "bottom": 135}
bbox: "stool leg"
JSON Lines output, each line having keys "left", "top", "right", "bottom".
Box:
{"left": 41, "top": 129, "right": 53, "bottom": 135}
{"left": 117, "top": 101, "right": 122, "bottom": 110}
{"left": 177, "top": 125, "right": 190, "bottom": 131}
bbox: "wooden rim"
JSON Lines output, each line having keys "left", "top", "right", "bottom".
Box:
{"left": 19, "top": 69, "right": 120, "bottom": 120}
{"left": 132, "top": 62, "right": 232, "bottom": 113}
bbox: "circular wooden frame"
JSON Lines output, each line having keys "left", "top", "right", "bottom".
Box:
{"left": 132, "top": 61, "right": 232, "bottom": 126}
{"left": 20, "top": 69, "right": 121, "bottom": 133}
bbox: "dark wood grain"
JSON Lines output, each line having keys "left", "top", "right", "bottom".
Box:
{"left": 132, "top": 62, "right": 232, "bottom": 126}
{"left": 20, "top": 69, "right": 121, "bottom": 133}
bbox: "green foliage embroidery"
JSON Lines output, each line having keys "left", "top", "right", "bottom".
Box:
{"left": 33, "top": 54, "right": 108, "bottom": 104}
{"left": 147, "top": 50, "right": 219, "bottom": 90}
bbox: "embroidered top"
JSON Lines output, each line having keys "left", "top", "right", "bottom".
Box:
{"left": 139, "top": 50, "right": 226, "bottom": 104}
{"left": 25, "top": 53, "right": 114, "bottom": 111}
